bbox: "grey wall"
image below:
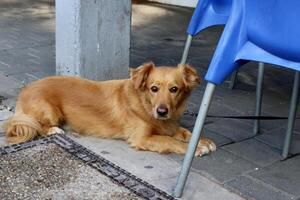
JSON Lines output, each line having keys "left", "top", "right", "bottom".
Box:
{"left": 56, "top": 0, "right": 131, "bottom": 80}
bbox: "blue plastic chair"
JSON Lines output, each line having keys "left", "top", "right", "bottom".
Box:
{"left": 175, "top": 0, "right": 300, "bottom": 197}
{"left": 181, "top": 0, "right": 232, "bottom": 64}
{"left": 187, "top": 0, "right": 231, "bottom": 35}
{"left": 182, "top": 0, "right": 265, "bottom": 136}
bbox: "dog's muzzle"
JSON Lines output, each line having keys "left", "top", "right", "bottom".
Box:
{"left": 156, "top": 105, "right": 168, "bottom": 117}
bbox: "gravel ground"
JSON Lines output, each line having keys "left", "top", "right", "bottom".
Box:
{"left": 0, "top": 144, "right": 142, "bottom": 200}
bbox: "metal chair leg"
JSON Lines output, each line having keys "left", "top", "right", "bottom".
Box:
{"left": 180, "top": 35, "right": 193, "bottom": 64}
{"left": 282, "top": 71, "right": 300, "bottom": 158}
{"left": 253, "top": 62, "right": 265, "bottom": 135}
{"left": 173, "top": 82, "right": 216, "bottom": 198}
{"left": 228, "top": 70, "right": 238, "bottom": 89}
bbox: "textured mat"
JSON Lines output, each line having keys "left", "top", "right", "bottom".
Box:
{"left": 0, "top": 134, "right": 175, "bottom": 200}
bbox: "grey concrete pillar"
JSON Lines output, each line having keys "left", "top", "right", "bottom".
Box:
{"left": 56, "top": 0, "right": 131, "bottom": 80}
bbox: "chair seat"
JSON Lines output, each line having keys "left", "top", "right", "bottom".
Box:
{"left": 236, "top": 41, "right": 300, "bottom": 72}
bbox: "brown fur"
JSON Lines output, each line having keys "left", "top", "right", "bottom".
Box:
{"left": 3, "top": 62, "right": 216, "bottom": 156}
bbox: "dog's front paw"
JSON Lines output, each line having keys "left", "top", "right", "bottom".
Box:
{"left": 47, "top": 127, "right": 65, "bottom": 135}
{"left": 195, "top": 138, "right": 216, "bottom": 157}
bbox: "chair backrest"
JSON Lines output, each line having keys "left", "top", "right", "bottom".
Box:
{"left": 204, "top": 0, "right": 300, "bottom": 84}
{"left": 187, "top": 0, "right": 232, "bottom": 36}
{"left": 245, "top": 0, "right": 300, "bottom": 63}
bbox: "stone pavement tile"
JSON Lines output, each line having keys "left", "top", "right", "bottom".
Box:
{"left": 255, "top": 128, "right": 300, "bottom": 155}
{"left": 207, "top": 98, "right": 245, "bottom": 116}
{"left": 11, "top": 73, "right": 39, "bottom": 85}
{"left": 180, "top": 119, "right": 233, "bottom": 147}
{"left": 1, "top": 98, "right": 16, "bottom": 111}
{"left": 130, "top": 47, "right": 183, "bottom": 67}
{"left": 11, "top": 70, "right": 55, "bottom": 86}
{"left": 204, "top": 118, "right": 254, "bottom": 142}
{"left": 235, "top": 64, "right": 295, "bottom": 97}
{"left": 0, "top": 47, "right": 55, "bottom": 85}
{"left": 0, "top": 120, "right": 8, "bottom": 147}
{"left": 261, "top": 67, "right": 295, "bottom": 97}
{"left": 0, "top": 17, "right": 54, "bottom": 50}
{"left": 233, "top": 64, "right": 258, "bottom": 90}
{"left": 0, "top": 92, "right": 14, "bottom": 102}
{"left": 203, "top": 128, "right": 233, "bottom": 147}
{"left": 131, "top": 3, "right": 190, "bottom": 35}
{"left": 186, "top": 32, "right": 222, "bottom": 59}
{"left": 249, "top": 155, "right": 300, "bottom": 197}
{"left": 0, "top": 30, "right": 53, "bottom": 51}
{"left": 180, "top": 110, "right": 233, "bottom": 147}
{"left": 0, "top": 44, "right": 54, "bottom": 72}
{"left": 0, "top": 129, "right": 4, "bottom": 136}
{"left": 260, "top": 100, "right": 300, "bottom": 118}
{"left": 130, "top": 51, "right": 177, "bottom": 66}
{"left": 196, "top": 82, "right": 291, "bottom": 134}
{"left": 0, "top": 50, "right": 41, "bottom": 75}
{"left": 0, "top": 121, "right": 4, "bottom": 135}
{"left": 226, "top": 78, "right": 290, "bottom": 113}
{"left": 0, "top": 109, "right": 13, "bottom": 121}
{"left": 70, "top": 135, "right": 244, "bottom": 199}
{"left": 187, "top": 47, "right": 215, "bottom": 65}
{"left": 188, "top": 88, "right": 245, "bottom": 116}
{"left": 0, "top": 136, "right": 6, "bottom": 147}
{"left": 130, "top": 4, "right": 222, "bottom": 69}
{"left": 131, "top": 38, "right": 177, "bottom": 52}
{"left": 180, "top": 102, "right": 233, "bottom": 147}
{"left": 180, "top": 114, "right": 197, "bottom": 128}
{"left": 0, "top": 106, "right": 13, "bottom": 135}
{"left": 71, "top": 136, "right": 181, "bottom": 181}
{"left": 222, "top": 139, "right": 282, "bottom": 167}
{"left": 247, "top": 117, "right": 287, "bottom": 133}
{"left": 189, "top": 88, "right": 205, "bottom": 101}
{"left": 292, "top": 121, "right": 300, "bottom": 134}
{"left": 239, "top": 99, "right": 292, "bottom": 133}
{"left": 169, "top": 148, "right": 258, "bottom": 183}
{"left": 0, "top": 72, "right": 22, "bottom": 97}
{"left": 130, "top": 54, "right": 150, "bottom": 67}
{"left": 28, "top": 70, "right": 55, "bottom": 79}
{"left": 212, "top": 88, "right": 256, "bottom": 115}
{"left": 224, "top": 175, "right": 296, "bottom": 200}
{"left": 237, "top": 62, "right": 293, "bottom": 88}
{"left": 263, "top": 65, "right": 294, "bottom": 85}
{"left": 185, "top": 100, "right": 200, "bottom": 113}
{"left": 151, "top": 172, "right": 244, "bottom": 200}
{"left": 0, "top": 63, "right": 38, "bottom": 77}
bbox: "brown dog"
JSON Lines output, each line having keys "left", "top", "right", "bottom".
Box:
{"left": 4, "top": 62, "right": 216, "bottom": 156}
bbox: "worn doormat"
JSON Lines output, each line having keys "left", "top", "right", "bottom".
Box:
{"left": 0, "top": 134, "right": 175, "bottom": 200}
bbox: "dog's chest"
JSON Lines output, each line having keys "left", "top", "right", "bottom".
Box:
{"left": 153, "top": 125, "right": 177, "bottom": 136}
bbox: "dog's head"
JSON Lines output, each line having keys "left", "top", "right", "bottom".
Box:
{"left": 130, "top": 62, "right": 201, "bottom": 120}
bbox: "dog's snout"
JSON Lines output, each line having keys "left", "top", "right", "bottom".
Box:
{"left": 156, "top": 105, "right": 168, "bottom": 117}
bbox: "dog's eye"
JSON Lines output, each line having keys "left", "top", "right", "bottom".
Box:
{"left": 151, "top": 86, "right": 159, "bottom": 93}
{"left": 169, "top": 87, "right": 178, "bottom": 93}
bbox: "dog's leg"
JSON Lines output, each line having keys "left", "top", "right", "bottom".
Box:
{"left": 25, "top": 101, "right": 64, "bottom": 136}
{"left": 173, "top": 127, "right": 193, "bottom": 142}
{"left": 174, "top": 127, "right": 216, "bottom": 154}
{"left": 130, "top": 134, "right": 206, "bottom": 156}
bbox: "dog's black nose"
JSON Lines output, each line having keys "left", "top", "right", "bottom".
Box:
{"left": 157, "top": 105, "right": 168, "bottom": 117}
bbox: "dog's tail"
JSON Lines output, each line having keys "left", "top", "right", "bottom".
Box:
{"left": 3, "top": 113, "right": 43, "bottom": 144}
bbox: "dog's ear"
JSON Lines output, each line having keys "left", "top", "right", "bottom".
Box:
{"left": 130, "top": 62, "right": 154, "bottom": 90}
{"left": 178, "top": 64, "right": 201, "bottom": 91}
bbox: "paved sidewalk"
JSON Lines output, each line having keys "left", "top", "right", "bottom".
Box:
{"left": 0, "top": 1, "right": 300, "bottom": 199}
